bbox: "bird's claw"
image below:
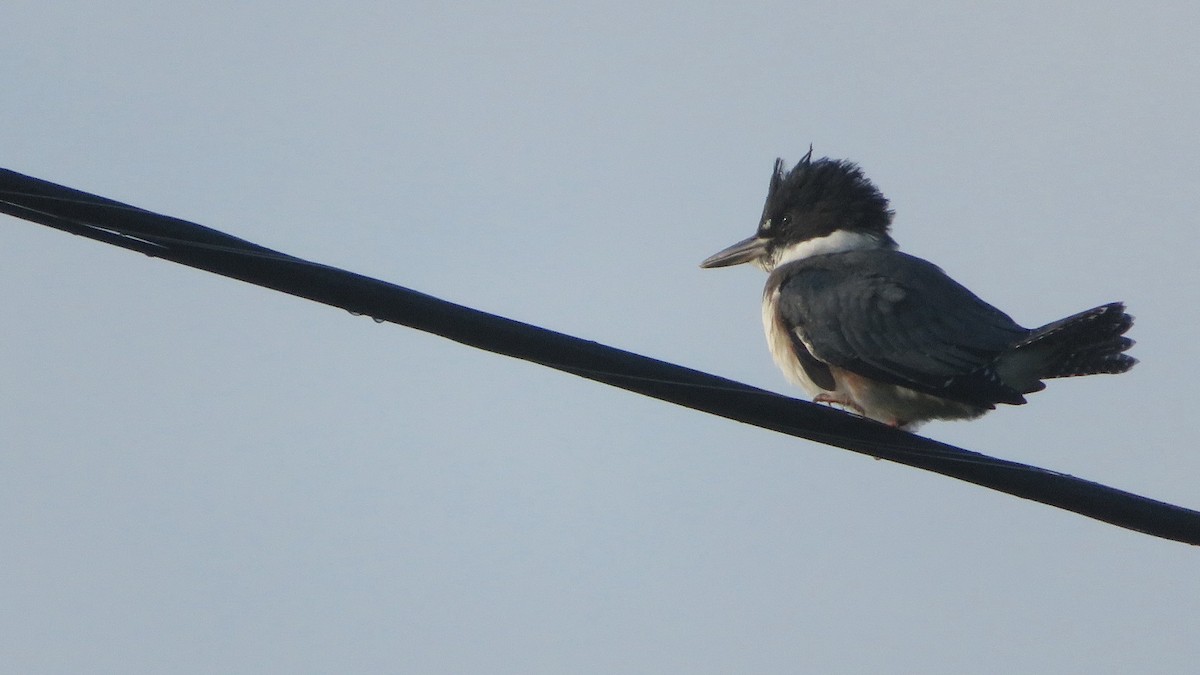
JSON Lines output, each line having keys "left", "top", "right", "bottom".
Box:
{"left": 813, "top": 393, "right": 866, "bottom": 417}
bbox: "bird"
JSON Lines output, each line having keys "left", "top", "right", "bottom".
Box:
{"left": 700, "top": 147, "right": 1137, "bottom": 430}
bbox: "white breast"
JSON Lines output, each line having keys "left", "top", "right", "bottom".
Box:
{"left": 757, "top": 229, "right": 886, "bottom": 395}
{"left": 761, "top": 284, "right": 826, "bottom": 397}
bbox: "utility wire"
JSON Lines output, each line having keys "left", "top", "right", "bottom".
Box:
{"left": 1, "top": 167, "right": 1196, "bottom": 546}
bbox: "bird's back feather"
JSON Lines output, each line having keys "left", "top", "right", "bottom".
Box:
{"left": 772, "top": 249, "right": 1030, "bottom": 408}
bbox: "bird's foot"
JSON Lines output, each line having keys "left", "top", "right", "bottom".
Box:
{"left": 813, "top": 393, "right": 866, "bottom": 417}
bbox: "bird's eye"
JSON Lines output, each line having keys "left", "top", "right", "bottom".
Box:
{"left": 779, "top": 214, "right": 793, "bottom": 227}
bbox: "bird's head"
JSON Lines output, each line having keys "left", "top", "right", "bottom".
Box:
{"left": 701, "top": 148, "right": 896, "bottom": 272}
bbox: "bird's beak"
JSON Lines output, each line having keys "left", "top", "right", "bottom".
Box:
{"left": 699, "top": 235, "right": 768, "bottom": 268}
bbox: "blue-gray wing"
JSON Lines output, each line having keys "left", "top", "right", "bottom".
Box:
{"left": 774, "top": 249, "right": 1031, "bottom": 407}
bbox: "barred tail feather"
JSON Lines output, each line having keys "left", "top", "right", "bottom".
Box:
{"left": 996, "top": 302, "right": 1137, "bottom": 393}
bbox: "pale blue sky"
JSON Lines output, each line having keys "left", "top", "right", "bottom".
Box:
{"left": 2, "top": 2, "right": 1198, "bottom": 673}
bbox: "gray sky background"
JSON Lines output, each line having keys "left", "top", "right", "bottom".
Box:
{"left": 3, "top": 2, "right": 1198, "bottom": 673}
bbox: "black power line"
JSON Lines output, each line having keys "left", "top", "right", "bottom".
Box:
{"left": 2, "top": 167, "right": 1196, "bottom": 546}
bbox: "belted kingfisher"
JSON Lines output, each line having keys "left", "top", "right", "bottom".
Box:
{"left": 701, "top": 148, "right": 1137, "bottom": 429}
